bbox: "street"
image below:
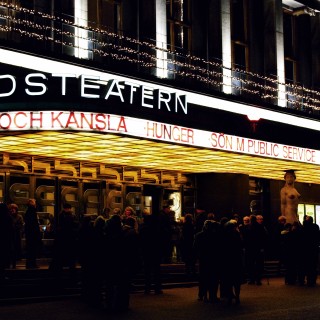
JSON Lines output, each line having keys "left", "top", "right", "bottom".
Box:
{"left": 1, "top": 278, "right": 320, "bottom": 320}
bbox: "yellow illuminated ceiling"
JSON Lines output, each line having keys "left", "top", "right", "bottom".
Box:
{"left": 0, "top": 131, "right": 319, "bottom": 184}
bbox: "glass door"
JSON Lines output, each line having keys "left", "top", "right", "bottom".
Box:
{"left": 298, "top": 203, "right": 319, "bottom": 227}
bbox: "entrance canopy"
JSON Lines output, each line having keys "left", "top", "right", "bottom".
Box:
{"left": 0, "top": 130, "right": 319, "bottom": 184}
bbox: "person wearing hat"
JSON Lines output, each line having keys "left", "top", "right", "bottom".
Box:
{"left": 280, "top": 170, "right": 301, "bottom": 225}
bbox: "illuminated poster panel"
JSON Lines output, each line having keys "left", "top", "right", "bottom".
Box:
{"left": 298, "top": 204, "right": 305, "bottom": 224}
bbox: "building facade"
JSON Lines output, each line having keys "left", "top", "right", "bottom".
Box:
{"left": 0, "top": 0, "right": 320, "bottom": 235}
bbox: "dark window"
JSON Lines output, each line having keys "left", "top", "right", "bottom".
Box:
{"left": 88, "top": 0, "right": 122, "bottom": 33}
{"left": 231, "top": 0, "right": 249, "bottom": 71}
{"left": 166, "top": 0, "right": 191, "bottom": 53}
{"left": 283, "top": 10, "right": 298, "bottom": 83}
{"left": 285, "top": 60, "right": 295, "bottom": 82}
{"left": 234, "top": 43, "right": 246, "bottom": 68}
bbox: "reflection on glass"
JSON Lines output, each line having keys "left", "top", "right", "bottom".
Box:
{"left": 298, "top": 203, "right": 305, "bottom": 224}
{"left": 305, "top": 204, "right": 315, "bottom": 222}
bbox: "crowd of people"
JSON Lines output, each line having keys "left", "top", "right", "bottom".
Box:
{"left": 0, "top": 199, "right": 44, "bottom": 277}
{"left": 47, "top": 204, "right": 176, "bottom": 312}
{"left": 0, "top": 199, "right": 320, "bottom": 312}
{"left": 277, "top": 215, "right": 320, "bottom": 287}
{"left": 181, "top": 211, "right": 269, "bottom": 305}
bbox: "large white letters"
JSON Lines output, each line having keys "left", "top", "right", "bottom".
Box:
{"left": 0, "top": 74, "right": 16, "bottom": 97}
{"left": 25, "top": 73, "right": 47, "bottom": 96}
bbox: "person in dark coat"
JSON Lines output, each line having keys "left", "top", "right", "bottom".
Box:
{"left": 180, "top": 213, "right": 196, "bottom": 276}
{"left": 79, "top": 215, "right": 103, "bottom": 307}
{"left": 122, "top": 216, "right": 141, "bottom": 281}
{"left": 139, "top": 213, "right": 164, "bottom": 295}
{"left": 0, "top": 203, "right": 14, "bottom": 281}
{"left": 193, "top": 219, "right": 222, "bottom": 303}
{"left": 280, "top": 223, "right": 294, "bottom": 284}
{"left": 220, "top": 220, "right": 244, "bottom": 305}
{"left": 158, "top": 206, "right": 172, "bottom": 263}
{"left": 121, "top": 216, "right": 142, "bottom": 309}
{"left": 8, "top": 203, "right": 23, "bottom": 269}
{"left": 281, "top": 222, "right": 304, "bottom": 285}
{"left": 24, "top": 199, "right": 41, "bottom": 269}
{"left": 299, "top": 216, "right": 320, "bottom": 286}
{"left": 50, "top": 203, "right": 79, "bottom": 278}
{"left": 273, "top": 215, "right": 287, "bottom": 272}
{"left": 104, "top": 214, "right": 128, "bottom": 312}
{"left": 195, "top": 208, "right": 207, "bottom": 234}
{"left": 244, "top": 214, "right": 268, "bottom": 285}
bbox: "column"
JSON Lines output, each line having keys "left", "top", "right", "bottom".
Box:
{"left": 74, "top": 0, "right": 89, "bottom": 59}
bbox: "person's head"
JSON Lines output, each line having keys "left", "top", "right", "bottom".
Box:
{"left": 278, "top": 215, "right": 287, "bottom": 224}
{"left": 220, "top": 216, "right": 229, "bottom": 226}
{"left": 101, "top": 207, "right": 110, "bottom": 219}
{"left": 8, "top": 203, "right": 18, "bottom": 216}
{"left": 225, "top": 219, "right": 238, "bottom": 232}
{"left": 303, "top": 215, "right": 313, "bottom": 226}
{"left": 112, "top": 207, "right": 121, "bottom": 216}
{"left": 163, "top": 205, "right": 171, "bottom": 214}
{"left": 63, "top": 203, "right": 72, "bottom": 212}
{"left": 184, "top": 213, "right": 193, "bottom": 224}
{"left": 250, "top": 214, "right": 257, "bottom": 224}
{"left": 207, "top": 212, "right": 215, "bottom": 221}
{"left": 232, "top": 214, "right": 240, "bottom": 222}
{"left": 107, "top": 214, "right": 122, "bottom": 233}
{"left": 256, "top": 215, "right": 264, "bottom": 224}
{"left": 284, "top": 170, "right": 296, "bottom": 185}
{"left": 243, "top": 216, "right": 250, "bottom": 225}
{"left": 28, "top": 198, "right": 36, "bottom": 208}
{"left": 94, "top": 215, "right": 106, "bottom": 230}
{"left": 203, "top": 219, "right": 220, "bottom": 232}
{"left": 229, "top": 219, "right": 238, "bottom": 225}
{"left": 124, "top": 206, "right": 135, "bottom": 217}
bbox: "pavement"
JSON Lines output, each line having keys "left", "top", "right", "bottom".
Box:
{"left": 1, "top": 277, "right": 320, "bottom": 320}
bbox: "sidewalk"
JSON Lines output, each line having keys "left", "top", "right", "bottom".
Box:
{"left": 1, "top": 277, "right": 319, "bottom": 320}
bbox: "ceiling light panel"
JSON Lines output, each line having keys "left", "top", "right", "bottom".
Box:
{"left": 0, "top": 131, "right": 319, "bottom": 184}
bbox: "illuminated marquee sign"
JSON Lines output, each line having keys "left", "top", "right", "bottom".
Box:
{"left": 0, "top": 73, "right": 187, "bottom": 114}
{"left": 0, "top": 110, "right": 318, "bottom": 165}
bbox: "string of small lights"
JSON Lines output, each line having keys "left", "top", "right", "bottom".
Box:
{"left": 0, "top": 2, "right": 319, "bottom": 111}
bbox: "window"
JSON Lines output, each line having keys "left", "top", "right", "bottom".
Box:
{"left": 166, "top": 0, "right": 191, "bottom": 53}
{"left": 283, "top": 10, "right": 298, "bottom": 83}
{"left": 298, "top": 203, "right": 320, "bottom": 228}
{"left": 231, "top": 0, "right": 249, "bottom": 71}
{"left": 88, "top": 0, "right": 122, "bottom": 33}
{"left": 231, "top": 0, "right": 249, "bottom": 95}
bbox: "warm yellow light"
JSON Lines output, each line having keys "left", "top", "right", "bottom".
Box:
{"left": 0, "top": 131, "right": 319, "bottom": 184}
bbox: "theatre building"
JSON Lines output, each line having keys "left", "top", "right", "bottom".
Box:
{"left": 1, "top": 0, "right": 320, "bottom": 247}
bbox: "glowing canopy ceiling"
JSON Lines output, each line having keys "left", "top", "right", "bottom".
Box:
{"left": 0, "top": 130, "right": 319, "bottom": 184}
